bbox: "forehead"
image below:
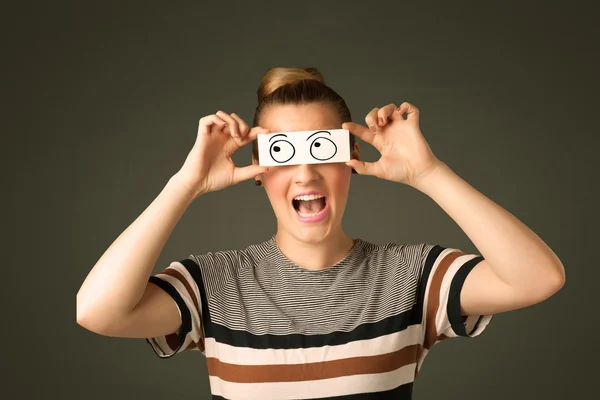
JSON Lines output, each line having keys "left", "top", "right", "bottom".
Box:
{"left": 260, "top": 103, "right": 341, "bottom": 132}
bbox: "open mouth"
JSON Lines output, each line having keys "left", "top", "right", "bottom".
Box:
{"left": 292, "top": 195, "right": 328, "bottom": 218}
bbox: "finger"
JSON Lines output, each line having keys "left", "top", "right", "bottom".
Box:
{"left": 397, "top": 102, "right": 419, "bottom": 124}
{"left": 232, "top": 164, "right": 270, "bottom": 186}
{"left": 230, "top": 113, "right": 249, "bottom": 138}
{"left": 245, "top": 125, "right": 271, "bottom": 142}
{"left": 377, "top": 104, "right": 398, "bottom": 126}
{"left": 223, "top": 125, "right": 270, "bottom": 157}
{"left": 365, "top": 107, "right": 380, "bottom": 132}
{"left": 198, "top": 115, "right": 226, "bottom": 137}
{"left": 342, "top": 122, "right": 375, "bottom": 145}
{"left": 345, "top": 159, "right": 381, "bottom": 177}
{"left": 216, "top": 110, "right": 241, "bottom": 138}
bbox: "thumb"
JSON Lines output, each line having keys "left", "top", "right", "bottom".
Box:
{"left": 232, "top": 165, "right": 270, "bottom": 185}
{"left": 346, "top": 159, "right": 378, "bottom": 177}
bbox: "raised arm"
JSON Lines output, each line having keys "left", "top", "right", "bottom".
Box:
{"left": 76, "top": 176, "right": 196, "bottom": 337}
{"left": 76, "top": 113, "right": 270, "bottom": 338}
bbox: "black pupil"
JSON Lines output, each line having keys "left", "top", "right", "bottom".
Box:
{"left": 274, "top": 146, "right": 280, "bottom": 152}
{"left": 315, "top": 141, "right": 321, "bottom": 147}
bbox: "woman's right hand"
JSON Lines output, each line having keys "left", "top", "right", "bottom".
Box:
{"left": 172, "top": 111, "right": 270, "bottom": 199}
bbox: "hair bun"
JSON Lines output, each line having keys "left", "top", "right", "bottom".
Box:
{"left": 257, "top": 67, "right": 325, "bottom": 103}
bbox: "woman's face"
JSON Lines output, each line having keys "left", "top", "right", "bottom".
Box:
{"left": 253, "top": 102, "right": 360, "bottom": 244}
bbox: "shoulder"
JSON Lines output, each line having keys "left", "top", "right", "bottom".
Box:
{"left": 357, "top": 238, "right": 435, "bottom": 259}
{"left": 188, "top": 238, "right": 272, "bottom": 272}
{"left": 357, "top": 239, "right": 441, "bottom": 274}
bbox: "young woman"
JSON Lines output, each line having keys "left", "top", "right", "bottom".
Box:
{"left": 76, "top": 67, "right": 565, "bottom": 399}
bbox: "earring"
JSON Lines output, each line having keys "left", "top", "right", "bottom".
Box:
{"left": 255, "top": 179, "right": 262, "bottom": 186}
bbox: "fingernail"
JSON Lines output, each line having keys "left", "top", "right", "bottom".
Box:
{"left": 369, "top": 125, "right": 376, "bottom": 132}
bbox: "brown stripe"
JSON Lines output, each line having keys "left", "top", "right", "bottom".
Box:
{"left": 185, "top": 341, "right": 198, "bottom": 350}
{"left": 166, "top": 333, "right": 179, "bottom": 351}
{"left": 424, "top": 250, "right": 463, "bottom": 349}
{"left": 163, "top": 333, "right": 203, "bottom": 353}
{"left": 206, "top": 344, "right": 420, "bottom": 384}
{"left": 161, "top": 268, "right": 200, "bottom": 313}
{"left": 161, "top": 267, "right": 205, "bottom": 352}
{"left": 414, "top": 347, "right": 423, "bottom": 379}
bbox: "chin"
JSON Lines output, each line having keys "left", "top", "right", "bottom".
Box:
{"left": 292, "top": 229, "right": 331, "bottom": 243}
{"left": 285, "top": 218, "right": 339, "bottom": 244}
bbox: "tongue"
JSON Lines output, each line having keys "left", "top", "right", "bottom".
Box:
{"left": 298, "top": 198, "right": 325, "bottom": 214}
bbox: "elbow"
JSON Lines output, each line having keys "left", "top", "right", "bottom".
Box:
{"left": 77, "top": 312, "right": 97, "bottom": 332}
{"left": 77, "top": 308, "right": 117, "bottom": 336}
{"left": 76, "top": 293, "right": 93, "bottom": 328}
{"left": 76, "top": 300, "right": 100, "bottom": 333}
{"left": 76, "top": 294, "right": 88, "bottom": 327}
{"left": 76, "top": 297, "right": 111, "bottom": 335}
{"left": 522, "top": 266, "right": 565, "bottom": 306}
{"left": 76, "top": 297, "right": 130, "bottom": 336}
{"left": 539, "top": 266, "right": 566, "bottom": 301}
{"left": 551, "top": 268, "right": 566, "bottom": 294}
{"left": 549, "top": 263, "right": 566, "bottom": 292}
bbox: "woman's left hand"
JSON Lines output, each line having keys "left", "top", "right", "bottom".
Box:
{"left": 343, "top": 102, "right": 443, "bottom": 187}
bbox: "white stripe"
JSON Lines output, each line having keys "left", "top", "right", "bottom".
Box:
{"left": 209, "top": 363, "right": 416, "bottom": 400}
{"left": 430, "top": 250, "right": 493, "bottom": 338}
{"left": 153, "top": 270, "right": 202, "bottom": 350}
{"left": 204, "top": 324, "right": 422, "bottom": 365}
{"left": 416, "top": 347, "right": 429, "bottom": 371}
{"left": 435, "top": 252, "right": 477, "bottom": 337}
{"left": 173, "top": 260, "right": 202, "bottom": 311}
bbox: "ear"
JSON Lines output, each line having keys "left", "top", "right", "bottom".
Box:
{"left": 351, "top": 142, "right": 360, "bottom": 160}
{"left": 350, "top": 142, "right": 360, "bottom": 175}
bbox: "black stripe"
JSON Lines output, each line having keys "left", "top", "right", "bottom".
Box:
{"left": 206, "top": 306, "right": 416, "bottom": 349}
{"left": 469, "top": 315, "right": 484, "bottom": 335}
{"left": 447, "top": 255, "right": 485, "bottom": 336}
{"left": 147, "top": 275, "right": 191, "bottom": 357}
{"left": 320, "top": 382, "right": 413, "bottom": 399}
{"left": 211, "top": 382, "right": 412, "bottom": 399}
{"left": 180, "top": 258, "right": 213, "bottom": 337}
{"left": 412, "top": 245, "right": 445, "bottom": 324}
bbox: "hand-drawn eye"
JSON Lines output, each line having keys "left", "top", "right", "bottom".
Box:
{"left": 269, "top": 140, "right": 295, "bottom": 163}
{"left": 310, "top": 136, "right": 337, "bottom": 161}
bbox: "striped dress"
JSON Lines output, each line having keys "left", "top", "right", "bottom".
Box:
{"left": 146, "top": 236, "right": 492, "bottom": 399}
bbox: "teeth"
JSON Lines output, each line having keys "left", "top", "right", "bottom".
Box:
{"left": 293, "top": 194, "right": 325, "bottom": 201}
{"left": 297, "top": 210, "right": 323, "bottom": 217}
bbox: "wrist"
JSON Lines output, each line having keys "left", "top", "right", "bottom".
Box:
{"left": 167, "top": 175, "right": 204, "bottom": 201}
{"left": 410, "top": 160, "right": 449, "bottom": 192}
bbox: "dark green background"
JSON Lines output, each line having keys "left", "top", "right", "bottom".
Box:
{"left": 6, "top": 0, "right": 598, "bottom": 399}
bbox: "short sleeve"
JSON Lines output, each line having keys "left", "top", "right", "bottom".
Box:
{"left": 145, "top": 258, "right": 205, "bottom": 358}
{"left": 410, "top": 243, "right": 493, "bottom": 349}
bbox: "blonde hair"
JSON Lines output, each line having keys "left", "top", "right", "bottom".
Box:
{"left": 251, "top": 67, "right": 355, "bottom": 171}
{"left": 256, "top": 67, "right": 325, "bottom": 103}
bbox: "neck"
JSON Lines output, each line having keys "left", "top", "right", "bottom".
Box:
{"left": 274, "top": 228, "right": 356, "bottom": 271}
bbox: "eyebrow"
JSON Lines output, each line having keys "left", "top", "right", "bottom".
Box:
{"left": 306, "top": 130, "right": 330, "bottom": 141}
{"left": 269, "top": 133, "right": 288, "bottom": 142}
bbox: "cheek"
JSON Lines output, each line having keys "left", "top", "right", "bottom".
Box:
{"left": 264, "top": 173, "right": 289, "bottom": 204}
{"left": 331, "top": 179, "right": 351, "bottom": 200}
{"left": 329, "top": 166, "right": 352, "bottom": 191}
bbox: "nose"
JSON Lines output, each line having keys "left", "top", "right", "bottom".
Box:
{"left": 293, "top": 163, "right": 321, "bottom": 185}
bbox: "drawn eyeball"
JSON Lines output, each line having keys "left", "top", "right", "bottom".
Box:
{"left": 310, "top": 137, "right": 337, "bottom": 161}
{"left": 270, "top": 140, "right": 295, "bottom": 163}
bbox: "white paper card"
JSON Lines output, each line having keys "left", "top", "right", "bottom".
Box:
{"left": 257, "top": 129, "right": 350, "bottom": 167}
